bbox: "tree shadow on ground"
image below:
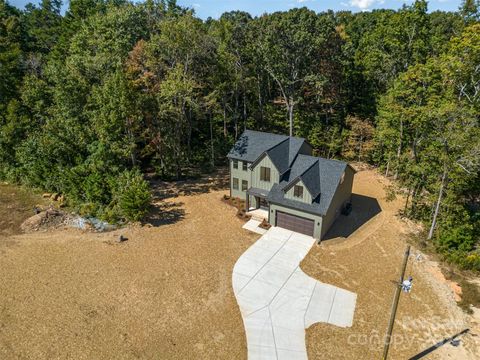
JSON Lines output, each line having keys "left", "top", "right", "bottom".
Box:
{"left": 148, "top": 167, "right": 229, "bottom": 201}
{"left": 145, "top": 201, "right": 186, "bottom": 227}
{"left": 144, "top": 167, "right": 229, "bottom": 227}
{"left": 408, "top": 329, "right": 469, "bottom": 359}
{"left": 322, "top": 193, "right": 382, "bottom": 240}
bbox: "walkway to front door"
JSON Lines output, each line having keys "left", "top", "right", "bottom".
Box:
{"left": 232, "top": 227, "right": 357, "bottom": 359}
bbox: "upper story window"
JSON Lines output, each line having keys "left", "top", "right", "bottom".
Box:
{"left": 294, "top": 185, "right": 304, "bottom": 198}
{"left": 260, "top": 166, "right": 271, "bottom": 182}
{"left": 233, "top": 159, "right": 238, "bottom": 169}
{"left": 242, "top": 161, "right": 248, "bottom": 171}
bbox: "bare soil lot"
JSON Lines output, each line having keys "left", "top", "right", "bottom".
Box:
{"left": 0, "top": 169, "right": 478, "bottom": 359}
{"left": 303, "top": 168, "right": 480, "bottom": 360}
{"left": 0, "top": 173, "right": 256, "bottom": 360}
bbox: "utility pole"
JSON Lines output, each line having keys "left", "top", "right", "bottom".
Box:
{"left": 382, "top": 245, "right": 411, "bottom": 360}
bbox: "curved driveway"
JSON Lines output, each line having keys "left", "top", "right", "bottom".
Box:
{"left": 232, "top": 227, "right": 357, "bottom": 360}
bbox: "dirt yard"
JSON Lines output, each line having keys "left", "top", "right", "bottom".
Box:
{"left": 303, "top": 168, "right": 480, "bottom": 360}
{"left": 0, "top": 173, "right": 257, "bottom": 359}
{"left": 0, "top": 169, "right": 478, "bottom": 360}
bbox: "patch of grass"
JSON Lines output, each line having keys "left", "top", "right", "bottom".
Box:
{"left": 458, "top": 280, "right": 480, "bottom": 314}
{"left": 409, "top": 232, "right": 480, "bottom": 314}
{"left": 384, "top": 184, "right": 397, "bottom": 202}
{"left": 443, "top": 268, "right": 480, "bottom": 314}
{"left": 0, "top": 183, "right": 49, "bottom": 236}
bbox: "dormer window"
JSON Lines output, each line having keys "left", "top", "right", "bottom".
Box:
{"left": 294, "top": 185, "right": 303, "bottom": 198}
{"left": 260, "top": 166, "right": 271, "bottom": 182}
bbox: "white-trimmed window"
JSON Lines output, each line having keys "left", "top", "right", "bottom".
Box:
{"left": 294, "top": 185, "right": 304, "bottom": 198}
{"left": 233, "top": 178, "right": 239, "bottom": 190}
{"left": 233, "top": 160, "right": 238, "bottom": 169}
{"left": 260, "top": 166, "right": 271, "bottom": 182}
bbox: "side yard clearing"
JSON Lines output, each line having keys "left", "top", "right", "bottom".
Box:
{"left": 0, "top": 172, "right": 256, "bottom": 360}
{"left": 302, "top": 168, "right": 480, "bottom": 360}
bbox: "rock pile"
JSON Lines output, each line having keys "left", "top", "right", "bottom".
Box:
{"left": 20, "top": 208, "right": 68, "bottom": 232}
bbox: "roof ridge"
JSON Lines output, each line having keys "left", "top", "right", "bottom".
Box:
{"left": 245, "top": 129, "right": 306, "bottom": 142}
{"left": 266, "top": 137, "right": 290, "bottom": 153}
{"left": 297, "top": 154, "right": 349, "bottom": 166}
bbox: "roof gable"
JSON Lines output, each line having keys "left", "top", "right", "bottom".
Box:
{"left": 250, "top": 151, "right": 279, "bottom": 173}
{"left": 284, "top": 179, "right": 313, "bottom": 199}
{"left": 268, "top": 155, "right": 348, "bottom": 216}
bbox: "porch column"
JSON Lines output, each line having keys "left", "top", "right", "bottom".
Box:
{"left": 246, "top": 192, "right": 249, "bottom": 211}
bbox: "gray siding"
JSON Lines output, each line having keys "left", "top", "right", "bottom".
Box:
{"left": 321, "top": 166, "right": 355, "bottom": 239}
{"left": 251, "top": 155, "right": 279, "bottom": 192}
{"left": 230, "top": 159, "right": 251, "bottom": 200}
{"left": 284, "top": 180, "right": 312, "bottom": 203}
{"left": 269, "top": 204, "right": 323, "bottom": 240}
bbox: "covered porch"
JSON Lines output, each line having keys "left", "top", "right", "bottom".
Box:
{"left": 246, "top": 187, "right": 270, "bottom": 221}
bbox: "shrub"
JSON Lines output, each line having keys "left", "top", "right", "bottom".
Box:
{"left": 111, "top": 169, "right": 151, "bottom": 221}
{"left": 84, "top": 171, "right": 111, "bottom": 205}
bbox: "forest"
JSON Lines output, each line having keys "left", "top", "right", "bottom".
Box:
{"left": 0, "top": 0, "right": 479, "bottom": 269}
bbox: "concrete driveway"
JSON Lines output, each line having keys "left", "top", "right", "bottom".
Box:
{"left": 232, "top": 227, "right": 357, "bottom": 360}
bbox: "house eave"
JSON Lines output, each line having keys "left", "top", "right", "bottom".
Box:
{"left": 267, "top": 200, "right": 326, "bottom": 217}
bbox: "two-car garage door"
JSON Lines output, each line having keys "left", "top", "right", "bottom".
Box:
{"left": 275, "top": 211, "right": 315, "bottom": 237}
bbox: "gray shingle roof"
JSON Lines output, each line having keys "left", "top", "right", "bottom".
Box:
{"left": 227, "top": 130, "right": 290, "bottom": 162}
{"left": 247, "top": 187, "right": 270, "bottom": 198}
{"left": 288, "top": 137, "right": 305, "bottom": 166}
{"left": 284, "top": 154, "right": 318, "bottom": 183}
{"left": 266, "top": 139, "right": 290, "bottom": 174}
{"left": 300, "top": 161, "right": 321, "bottom": 199}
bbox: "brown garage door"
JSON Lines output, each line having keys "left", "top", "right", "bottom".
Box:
{"left": 276, "top": 211, "right": 314, "bottom": 237}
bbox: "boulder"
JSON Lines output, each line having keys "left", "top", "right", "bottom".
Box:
{"left": 20, "top": 212, "right": 47, "bottom": 232}
{"left": 20, "top": 209, "right": 65, "bottom": 232}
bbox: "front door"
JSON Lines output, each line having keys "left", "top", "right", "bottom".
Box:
{"left": 259, "top": 197, "right": 269, "bottom": 210}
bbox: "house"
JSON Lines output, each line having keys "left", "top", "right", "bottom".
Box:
{"left": 227, "top": 130, "right": 355, "bottom": 241}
